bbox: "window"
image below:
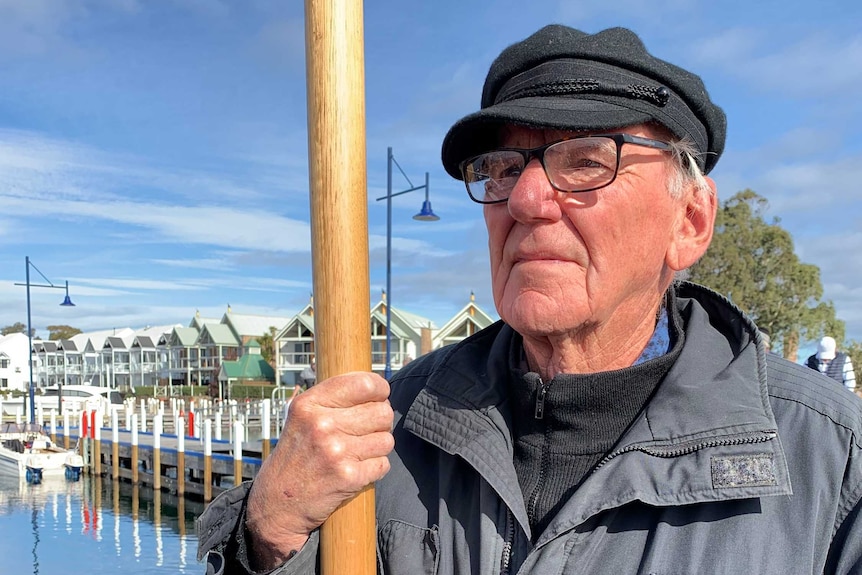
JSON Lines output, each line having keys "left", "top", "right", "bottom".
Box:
{"left": 0, "top": 359, "right": 8, "bottom": 369}
{"left": 0, "top": 378, "right": 7, "bottom": 388}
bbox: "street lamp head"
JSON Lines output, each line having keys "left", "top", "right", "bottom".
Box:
{"left": 413, "top": 200, "right": 440, "bottom": 222}
{"left": 60, "top": 281, "right": 75, "bottom": 306}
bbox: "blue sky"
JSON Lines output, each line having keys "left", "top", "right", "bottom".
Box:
{"left": 1, "top": 0, "right": 861, "bottom": 360}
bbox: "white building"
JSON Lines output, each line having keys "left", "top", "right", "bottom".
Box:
{"left": 0, "top": 332, "right": 31, "bottom": 392}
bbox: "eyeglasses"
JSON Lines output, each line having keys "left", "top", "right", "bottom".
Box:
{"left": 460, "top": 133, "right": 673, "bottom": 204}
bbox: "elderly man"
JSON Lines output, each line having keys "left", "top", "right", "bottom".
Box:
{"left": 198, "top": 25, "right": 862, "bottom": 574}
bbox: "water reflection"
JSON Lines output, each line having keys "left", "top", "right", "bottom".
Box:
{"left": 0, "top": 474, "right": 204, "bottom": 574}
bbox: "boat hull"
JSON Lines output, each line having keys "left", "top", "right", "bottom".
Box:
{"left": 0, "top": 423, "right": 84, "bottom": 482}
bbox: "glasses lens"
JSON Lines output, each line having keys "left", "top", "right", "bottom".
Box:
{"left": 463, "top": 151, "right": 524, "bottom": 203}
{"left": 544, "top": 138, "right": 618, "bottom": 192}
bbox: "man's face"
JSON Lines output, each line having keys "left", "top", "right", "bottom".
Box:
{"left": 484, "top": 124, "right": 713, "bottom": 340}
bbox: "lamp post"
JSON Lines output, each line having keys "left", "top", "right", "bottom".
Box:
{"left": 375, "top": 147, "right": 439, "bottom": 380}
{"left": 14, "top": 256, "right": 75, "bottom": 423}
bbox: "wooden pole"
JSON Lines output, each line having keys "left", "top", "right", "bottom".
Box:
{"left": 153, "top": 413, "right": 162, "bottom": 491}
{"left": 63, "top": 411, "right": 70, "bottom": 450}
{"left": 93, "top": 410, "right": 102, "bottom": 476}
{"left": 304, "top": 0, "right": 375, "bottom": 573}
{"left": 111, "top": 410, "right": 119, "bottom": 480}
{"left": 131, "top": 413, "right": 139, "bottom": 485}
{"left": 233, "top": 420, "right": 243, "bottom": 487}
{"left": 261, "top": 399, "right": 271, "bottom": 461}
{"left": 177, "top": 416, "right": 186, "bottom": 497}
{"left": 203, "top": 419, "right": 213, "bottom": 503}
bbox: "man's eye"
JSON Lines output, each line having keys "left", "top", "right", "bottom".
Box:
{"left": 497, "top": 165, "right": 523, "bottom": 179}
{"left": 571, "top": 158, "right": 606, "bottom": 169}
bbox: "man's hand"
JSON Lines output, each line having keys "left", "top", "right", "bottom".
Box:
{"left": 245, "top": 372, "right": 394, "bottom": 570}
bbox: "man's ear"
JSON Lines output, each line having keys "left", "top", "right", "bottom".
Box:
{"left": 666, "top": 177, "right": 717, "bottom": 271}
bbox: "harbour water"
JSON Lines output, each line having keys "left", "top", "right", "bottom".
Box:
{"left": 0, "top": 474, "right": 205, "bottom": 575}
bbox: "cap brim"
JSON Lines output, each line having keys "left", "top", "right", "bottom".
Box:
{"left": 441, "top": 96, "right": 652, "bottom": 180}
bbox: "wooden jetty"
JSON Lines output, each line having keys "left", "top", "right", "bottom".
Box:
{"left": 43, "top": 399, "right": 280, "bottom": 503}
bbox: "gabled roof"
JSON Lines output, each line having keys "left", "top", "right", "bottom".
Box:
{"left": 39, "top": 341, "right": 58, "bottom": 352}
{"left": 167, "top": 327, "right": 200, "bottom": 347}
{"left": 132, "top": 336, "right": 156, "bottom": 348}
{"left": 397, "top": 308, "right": 437, "bottom": 331}
{"left": 79, "top": 328, "right": 136, "bottom": 353}
{"left": 370, "top": 309, "right": 411, "bottom": 339}
{"left": 199, "top": 323, "right": 240, "bottom": 347}
{"left": 275, "top": 297, "right": 316, "bottom": 340}
{"left": 57, "top": 339, "right": 79, "bottom": 352}
{"left": 219, "top": 354, "right": 275, "bottom": 381}
{"left": 435, "top": 295, "right": 496, "bottom": 342}
{"left": 222, "top": 311, "right": 292, "bottom": 340}
{"left": 369, "top": 301, "right": 436, "bottom": 341}
{"left": 190, "top": 314, "right": 219, "bottom": 330}
{"left": 275, "top": 313, "right": 316, "bottom": 340}
{"left": 103, "top": 336, "right": 132, "bottom": 350}
{"left": 135, "top": 324, "right": 179, "bottom": 342}
{"left": 0, "top": 332, "right": 28, "bottom": 351}
{"left": 369, "top": 301, "right": 436, "bottom": 331}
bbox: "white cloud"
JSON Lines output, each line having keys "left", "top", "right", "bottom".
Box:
{"left": 150, "top": 257, "right": 234, "bottom": 270}
{"left": 1, "top": 193, "right": 311, "bottom": 252}
{"left": 690, "top": 27, "right": 761, "bottom": 66}
{"left": 693, "top": 29, "right": 862, "bottom": 98}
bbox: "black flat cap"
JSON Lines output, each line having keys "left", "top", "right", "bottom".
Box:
{"left": 441, "top": 25, "right": 726, "bottom": 177}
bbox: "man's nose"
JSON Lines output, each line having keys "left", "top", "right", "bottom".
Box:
{"left": 506, "top": 159, "right": 562, "bottom": 222}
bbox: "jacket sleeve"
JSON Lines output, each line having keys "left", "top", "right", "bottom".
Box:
{"left": 827, "top": 439, "right": 862, "bottom": 575}
{"left": 196, "top": 481, "right": 321, "bottom": 574}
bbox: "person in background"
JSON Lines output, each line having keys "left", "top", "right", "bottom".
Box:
{"left": 197, "top": 24, "right": 862, "bottom": 575}
{"left": 807, "top": 336, "right": 857, "bottom": 392}
{"left": 298, "top": 358, "right": 316, "bottom": 387}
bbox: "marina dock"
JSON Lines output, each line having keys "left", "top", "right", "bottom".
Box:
{"left": 8, "top": 397, "right": 285, "bottom": 502}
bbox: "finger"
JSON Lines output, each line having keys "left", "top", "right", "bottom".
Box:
{"left": 298, "top": 400, "right": 393, "bottom": 437}
{"left": 328, "top": 452, "right": 393, "bottom": 493}
{"left": 302, "top": 371, "right": 390, "bottom": 408}
{"left": 315, "top": 430, "right": 395, "bottom": 464}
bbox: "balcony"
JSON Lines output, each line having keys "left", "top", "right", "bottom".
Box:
{"left": 278, "top": 350, "right": 316, "bottom": 366}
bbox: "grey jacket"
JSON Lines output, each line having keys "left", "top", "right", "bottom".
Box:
{"left": 198, "top": 284, "right": 862, "bottom": 574}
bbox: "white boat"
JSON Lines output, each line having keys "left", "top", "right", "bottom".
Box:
{"left": 2, "top": 384, "right": 125, "bottom": 417}
{"left": 0, "top": 423, "right": 84, "bottom": 484}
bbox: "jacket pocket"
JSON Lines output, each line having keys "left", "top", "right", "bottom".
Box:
{"left": 378, "top": 520, "right": 439, "bottom": 575}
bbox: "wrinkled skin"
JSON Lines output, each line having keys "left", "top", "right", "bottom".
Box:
{"left": 486, "top": 124, "right": 716, "bottom": 378}
{"left": 245, "top": 372, "right": 394, "bottom": 570}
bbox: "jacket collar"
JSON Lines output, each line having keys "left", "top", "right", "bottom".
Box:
{"left": 401, "top": 283, "right": 791, "bottom": 539}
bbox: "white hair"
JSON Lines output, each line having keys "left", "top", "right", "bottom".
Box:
{"left": 666, "top": 139, "right": 712, "bottom": 200}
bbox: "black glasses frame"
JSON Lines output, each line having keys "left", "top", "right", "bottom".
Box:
{"left": 460, "top": 133, "right": 673, "bottom": 204}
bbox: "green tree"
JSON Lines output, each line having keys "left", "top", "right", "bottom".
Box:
{"left": 47, "top": 325, "right": 83, "bottom": 340}
{"left": 688, "top": 190, "right": 842, "bottom": 360}
{"left": 846, "top": 340, "right": 862, "bottom": 388}
{"left": 256, "top": 326, "right": 278, "bottom": 368}
{"left": 1, "top": 322, "right": 28, "bottom": 336}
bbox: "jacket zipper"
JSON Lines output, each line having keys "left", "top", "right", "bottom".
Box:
{"left": 499, "top": 507, "right": 514, "bottom": 575}
{"left": 593, "top": 430, "right": 778, "bottom": 470}
{"left": 534, "top": 376, "right": 548, "bottom": 419}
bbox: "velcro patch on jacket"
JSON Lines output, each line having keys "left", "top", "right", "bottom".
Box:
{"left": 711, "top": 453, "right": 777, "bottom": 488}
